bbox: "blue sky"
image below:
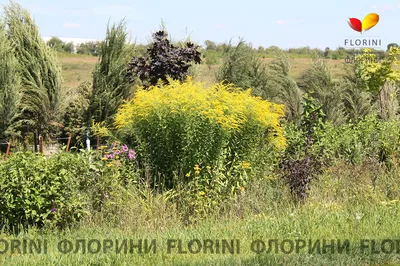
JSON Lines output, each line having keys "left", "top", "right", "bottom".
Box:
{"left": 1, "top": 0, "right": 399, "bottom": 49}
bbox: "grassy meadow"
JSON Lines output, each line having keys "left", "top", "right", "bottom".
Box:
{"left": 58, "top": 53, "right": 347, "bottom": 89}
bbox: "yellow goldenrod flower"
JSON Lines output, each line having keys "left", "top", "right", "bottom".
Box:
{"left": 199, "top": 191, "right": 205, "bottom": 196}
{"left": 185, "top": 173, "right": 190, "bottom": 177}
{"left": 241, "top": 161, "right": 251, "bottom": 169}
{"left": 106, "top": 163, "right": 113, "bottom": 167}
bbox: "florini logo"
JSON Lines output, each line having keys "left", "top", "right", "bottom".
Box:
{"left": 344, "top": 13, "right": 382, "bottom": 48}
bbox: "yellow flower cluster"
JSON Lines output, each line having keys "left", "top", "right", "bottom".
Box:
{"left": 241, "top": 161, "right": 251, "bottom": 169}
{"left": 115, "top": 78, "right": 287, "bottom": 150}
{"left": 194, "top": 164, "right": 200, "bottom": 175}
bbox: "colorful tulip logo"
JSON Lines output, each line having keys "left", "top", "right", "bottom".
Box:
{"left": 348, "top": 13, "right": 379, "bottom": 33}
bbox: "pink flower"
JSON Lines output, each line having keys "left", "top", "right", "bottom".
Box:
{"left": 121, "top": 144, "right": 129, "bottom": 152}
{"left": 128, "top": 149, "right": 136, "bottom": 160}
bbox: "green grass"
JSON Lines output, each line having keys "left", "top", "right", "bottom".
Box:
{"left": 58, "top": 52, "right": 97, "bottom": 89}
{"left": 2, "top": 160, "right": 400, "bottom": 265}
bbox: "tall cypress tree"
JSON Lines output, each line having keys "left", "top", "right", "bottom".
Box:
{"left": 88, "top": 20, "right": 134, "bottom": 127}
{"left": 4, "top": 1, "right": 62, "bottom": 146}
{"left": 0, "top": 22, "right": 21, "bottom": 143}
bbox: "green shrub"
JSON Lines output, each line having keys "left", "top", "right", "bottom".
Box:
{"left": 115, "top": 78, "right": 286, "bottom": 190}
{"left": 313, "top": 115, "right": 400, "bottom": 165}
{"left": 0, "top": 151, "right": 122, "bottom": 230}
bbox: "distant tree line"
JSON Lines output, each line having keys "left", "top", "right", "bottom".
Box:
{"left": 46, "top": 36, "right": 149, "bottom": 57}
{"left": 46, "top": 37, "right": 100, "bottom": 55}
{"left": 46, "top": 35, "right": 398, "bottom": 61}
{"left": 202, "top": 40, "right": 399, "bottom": 63}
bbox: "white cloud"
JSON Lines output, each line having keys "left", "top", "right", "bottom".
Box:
{"left": 276, "top": 20, "right": 289, "bottom": 25}
{"left": 63, "top": 23, "right": 81, "bottom": 29}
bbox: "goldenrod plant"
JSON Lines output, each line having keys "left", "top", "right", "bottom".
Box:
{"left": 115, "top": 78, "right": 286, "bottom": 189}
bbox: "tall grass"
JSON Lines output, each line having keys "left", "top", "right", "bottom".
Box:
{"left": 2, "top": 159, "right": 400, "bottom": 265}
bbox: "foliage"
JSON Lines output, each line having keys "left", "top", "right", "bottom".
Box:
{"left": 355, "top": 48, "right": 400, "bottom": 93}
{"left": 281, "top": 95, "right": 326, "bottom": 202}
{"left": 387, "top": 43, "right": 399, "bottom": 52}
{"left": 354, "top": 48, "right": 400, "bottom": 119}
{"left": 0, "top": 23, "right": 21, "bottom": 143}
{"left": 299, "top": 58, "right": 345, "bottom": 124}
{"left": 318, "top": 115, "right": 400, "bottom": 165}
{"left": 177, "top": 163, "right": 250, "bottom": 224}
{"left": 268, "top": 50, "right": 303, "bottom": 124}
{"left": 76, "top": 41, "right": 100, "bottom": 56}
{"left": 216, "top": 40, "right": 274, "bottom": 99}
{"left": 127, "top": 30, "right": 201, "bottom": 88}
{"left": 61, "top": 81, "right": 92, "bottom": 147}
{"left": 46, "top": 37, "right": 73, "bottom": 53}
{"left": 100, "top": 142, "right": 138, "bottom": 185}
{"left": 0, "top": 150, "right": 132, "bottom": 230}
{"left": 88, "top": 20, "right": 134, "bottom": 126}
{"left": 203, "top": 49, "right": 220, "bottom": 68}
{"left": 0, "top": 152, "right": 84, "bottom": 229}
{"left": 115, "top": 78, "right": 286, "bottom": 189}
{"left": 3, "top": 1, "right": 62, "bottom": 142}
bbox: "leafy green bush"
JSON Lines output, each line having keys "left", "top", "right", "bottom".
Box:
{"left": 310, "top": 115, "right": 400, "bottom": 165}
{"left": 0, "top": 151, "right": 122, "bottom": 230}
{"left": 281, "top": 95, "right": 327, "bottom": 202}
{"left": 115, "top": 78, "right": 286, "bottom": 190}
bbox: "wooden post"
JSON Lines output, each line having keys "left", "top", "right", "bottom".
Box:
{"left": 4, "top": 142, "right": 11, "bottom": 160}
{"left": 33, "top": 132, "right": 38, "bottom": 153}
{"left": 5, "top": 142, "right": 11, "bottom": 157}
{"left": 66, "top": 134, "right": 72, "bottom": 152}
{"left": 39, "top": 135, "right": 43, "bottom": 154}
{"left": 96, "top": 135, "right": 100, "bottom": 150}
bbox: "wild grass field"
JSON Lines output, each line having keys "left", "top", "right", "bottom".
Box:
{"left": 58, "top": 53, "right": 347, "bottom": 89}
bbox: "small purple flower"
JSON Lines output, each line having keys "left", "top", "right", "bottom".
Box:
{"left": 121, "top": 144, "right": 129, "bottom": 152}
{"left": 128, "top": 149, "right": 136, "bottom": 160}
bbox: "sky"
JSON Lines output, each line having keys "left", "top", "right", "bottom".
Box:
{"left": 0, "top": 0, "right": 399, "bottom": 50}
